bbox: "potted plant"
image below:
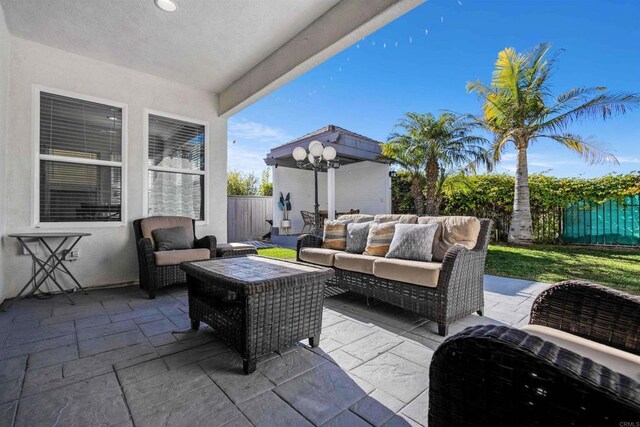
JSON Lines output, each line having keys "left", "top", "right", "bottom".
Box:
{"left": 278, "top": 192, "right": 292, "bottom": 234}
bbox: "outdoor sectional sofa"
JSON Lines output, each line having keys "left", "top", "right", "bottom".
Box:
{"left": 297, "top": 214, "right": 492, "bottom": 336}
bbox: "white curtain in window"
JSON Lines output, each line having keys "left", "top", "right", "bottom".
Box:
{"left": 149, "top": 157, "right": 202, "bottom": 218}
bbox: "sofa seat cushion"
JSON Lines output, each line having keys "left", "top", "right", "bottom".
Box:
{"left": 373, "top": 258, "right": 441, "bottom": 288}
{"left": 299, "top": 248, "right": 342, "bottom": 267}
{"left": 334, "top": 252, "right": 378, "bottom": 275}
{"left": 154, "top": 248, "right": 211, "bottom": 266}
{"left": 417, "top": 216, "right": 480, "bottom": 261}
{"left": 521, "top": 324, "right": 640, "bottom": 382}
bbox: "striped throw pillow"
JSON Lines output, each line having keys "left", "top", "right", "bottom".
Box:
{"left": 322, "top": 219, "right": 350, "bottom": 250}
{"left": 364, "top": 221, "right": 398, "bottom": 256}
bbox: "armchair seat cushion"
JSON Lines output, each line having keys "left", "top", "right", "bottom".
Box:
{"left": 299, "top": 247, "right": 341, "bottom": 266}
{"left": 373, "top": 258, "right": 441, "bottom": 288}
{"left": 154, "top": 248, "right": 211, "bottom": 266}
{"left": 334, "top": 252, "right": 378, "bottom": 275}
{"left": 521, "top": 324, "right": 640, "bottom": 382}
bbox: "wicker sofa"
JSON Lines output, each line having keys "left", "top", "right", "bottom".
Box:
{"left": 429, "top": 281, "right": 640, "bottom": 426}
{"left": 296, "top": 214, "right": 492, "bottom": 336}
{"left": 133, "top": 216, "right": 217, "bottom": 299}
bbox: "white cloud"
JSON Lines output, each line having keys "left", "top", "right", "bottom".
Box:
{"left": 226, "top": 118, "right": 293, "bottom": 175}
{"left": 228, "top": 118, "right": 292, "bottom": 144}
{"left": 617, "top": 156, "right": 640, "bottom": 164}
{"left": 227, "top": 145, "right": 270, "bottom": 176}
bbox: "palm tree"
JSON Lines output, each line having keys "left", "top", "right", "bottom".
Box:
{"left": 467, "top": 43, "right": 640, "bottom": 244}
{"left": 382, "top": 112, "right": 490, "bottom": 214}
{"left": 380, "top": 135, "right": 427, "bottom": 214}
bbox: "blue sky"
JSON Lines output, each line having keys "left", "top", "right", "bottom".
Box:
{"left": 228, "top": 0, "right": 640, "bottom": 177}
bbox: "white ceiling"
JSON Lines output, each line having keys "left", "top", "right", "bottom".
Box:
{"left": 0, "top": 0, "right": 342, "bottom": 93}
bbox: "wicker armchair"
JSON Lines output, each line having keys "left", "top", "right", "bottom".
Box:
{"left": 133, "top": 217, "right": 217, "bottom": 299}
{"left": 297, "top": 218, "right": 492, "bottom": 336}
{"left": 429, "top": 281, "right": 640, "bottom": 426}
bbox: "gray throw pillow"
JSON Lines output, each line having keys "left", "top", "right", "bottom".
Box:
{"left": 152, "top": 227, "right": 193, "bottom": 251}
{"left": 345, "top": 221, "right": 372, "bottom": 254}
{"left": 385, "top": 223, "right": 439, "bottom": 262}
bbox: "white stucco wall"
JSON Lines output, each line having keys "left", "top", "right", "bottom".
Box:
{"left": 272, "top": 161, "right": 391, "bottom": 233}
{"left": 2, "top": 37, "right": 227, "bottom": 299}
{"left": 335, "top": 161, "right": 391, "bottom": 215}
{"left": 273, "top": 166, "right": 329, "bottom": 233}
{"left": 0, "top": 8, "right": 10, "bottom": 303}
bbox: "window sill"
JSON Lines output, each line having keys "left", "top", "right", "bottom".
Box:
{"left": 34, "top": 222, "right": 127, "bottom": 229}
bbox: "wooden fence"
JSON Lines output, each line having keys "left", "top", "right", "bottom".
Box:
{"left": 227, "top": 196, "right": 273, "bottom": 242}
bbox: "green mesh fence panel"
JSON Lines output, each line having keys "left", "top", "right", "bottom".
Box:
{"left": 562, "top": 195, "right": 640, "bottom": 246}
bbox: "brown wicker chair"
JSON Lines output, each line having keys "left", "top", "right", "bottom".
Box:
{"left": 133, "top": 216, "right": 217, "bottom": 299}
{"left": 429, "top": 281, "right": 640, "bottom": 426}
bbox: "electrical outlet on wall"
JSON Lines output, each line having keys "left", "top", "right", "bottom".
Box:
{"left": 63, "top": 249, "right": 80, "bottom": 261}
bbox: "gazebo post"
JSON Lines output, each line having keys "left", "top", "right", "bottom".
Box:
{"left": 328, "top": 167, "right": 336, "bottom": 220}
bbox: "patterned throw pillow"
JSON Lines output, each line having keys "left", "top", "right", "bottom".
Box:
{"left": 385, "top": 223, "right": 439, "bottom": 262}
{"left": 322, "top": 220, "right": 350, "bottom": 250}
{"left": 345, "top": 221, "right": 372, "bottom": 254}
{"left": 364, "top": 221, "right": 398, "bottom": 256}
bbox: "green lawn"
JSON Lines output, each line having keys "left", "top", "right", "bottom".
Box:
{"left": 259, "top": 244, "right": 640, "bottom": 294}
{"left": 486, "top": 243, "right": 640, "bottom": 294}
{"left": 258, "top": 247, "right": 297, "bottom": 260}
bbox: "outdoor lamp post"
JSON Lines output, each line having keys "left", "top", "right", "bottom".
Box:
{"left": 292, "top": 141, "right": 340, "bottom": 233}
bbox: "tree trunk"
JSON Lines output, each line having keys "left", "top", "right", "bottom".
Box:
{"left": 410, "top": 178, "right": 425, "bottom": 215}
{"left": 425, "top": 156, "right": 440, "bottom": 214}
{"left": 508, "top": 142, "right": 533, "bottom": 244}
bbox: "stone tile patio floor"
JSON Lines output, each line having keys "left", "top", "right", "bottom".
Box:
{"left": 0, "top": 275, "right": 549, "bottom": 427}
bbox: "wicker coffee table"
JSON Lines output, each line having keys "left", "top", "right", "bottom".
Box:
{"left": 180, "top": 256, "right": 334, "bottom": 374}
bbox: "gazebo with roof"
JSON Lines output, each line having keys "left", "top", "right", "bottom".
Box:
{"left": 265, "top": 125, "right": 392, "bottom": 239}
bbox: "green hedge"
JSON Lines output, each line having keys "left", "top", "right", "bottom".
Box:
{"left": 392, "top": 171, "right": 640, "bottom": 243}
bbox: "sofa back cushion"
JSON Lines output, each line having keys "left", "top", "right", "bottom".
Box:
{"left": 374, "top": 214, "right": 418, "bottom": 224}
{"left": 364, "top": 221, "right": 398, "bottom": 256}
{"left": 337, "top": 214, "right": 375, "bottom": 223}
{"left": 141, "top": 216, "right": 194, "bottom": 248}
{"left": 322, "top": 219, "right": 350, "bottom": 250}
{"left": 417, "top": 216, "right": 480, "bottom": 261}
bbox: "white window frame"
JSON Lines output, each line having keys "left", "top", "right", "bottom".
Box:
{"left": 32, "top": 85, "right": 128, "bottom": 228}
{"left": 142, "top": 108, "right": 209, "bottom": 225}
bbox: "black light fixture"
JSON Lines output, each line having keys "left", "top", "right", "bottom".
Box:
{"left": 292, "top": 141, "right": 340, "bottom": 233}
{"left": 389, "top": 170, "right": 397, "bottom": 178}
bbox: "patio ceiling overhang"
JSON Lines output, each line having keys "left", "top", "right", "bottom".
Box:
{"left": 0, "top": 0, "right": 425, "bottom": 118}
{"left": 219, "top": 0, "right": 425, "bottom": 117}
{"left": 264, "top": 125, "right": 388, "bottom": 169}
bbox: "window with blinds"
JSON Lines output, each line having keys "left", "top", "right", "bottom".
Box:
{"left": 38, "top": 91, "right": 124, "bottom": 223}
{"left": 147, "top": 113, "right": 206, "bottom": 220}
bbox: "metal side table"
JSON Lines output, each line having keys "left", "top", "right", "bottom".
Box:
{"left": 6, "top": 232, "right": 91, "bottom": 308}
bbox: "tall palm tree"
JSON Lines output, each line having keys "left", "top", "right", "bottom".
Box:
{"left": 467, "top": 43, "right": 640, "bottom": 244}
{"left": 382, "top": 112, "right": 490, "bottom": 214}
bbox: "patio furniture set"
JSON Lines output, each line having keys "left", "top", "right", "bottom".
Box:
{"left": 131, "top": 215, "right": 640, "bottom": 422}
